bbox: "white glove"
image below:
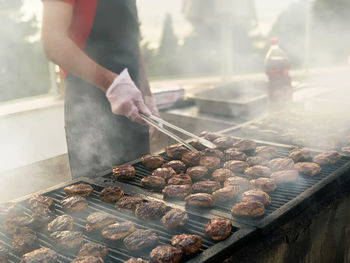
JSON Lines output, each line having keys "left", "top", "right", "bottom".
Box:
{"left": 144, "top": 95, "right": 159, "bottom": 117}
{"left": 106, "top": 69, "right": 151, "bottom": 124}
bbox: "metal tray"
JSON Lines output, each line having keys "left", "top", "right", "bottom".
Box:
{"left": 187, "top": 80, "right": 267, "bottom": 117}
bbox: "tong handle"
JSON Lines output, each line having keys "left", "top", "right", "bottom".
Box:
{"left": 149, "top": 115, "right": 217, "bottom": 149}
{"left": 140, "top": 114, "right": 197, "bottom": 151}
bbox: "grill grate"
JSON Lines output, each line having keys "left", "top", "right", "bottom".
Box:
{"left": 100, "top": 145, "right": 350, "bottom": 227}
{"left": 0, "top": 182, "right": 240, "bottom": 263}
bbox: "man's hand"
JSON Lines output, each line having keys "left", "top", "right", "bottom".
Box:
{"left": 106, "top": 69, "right": 151, "bottom": 124}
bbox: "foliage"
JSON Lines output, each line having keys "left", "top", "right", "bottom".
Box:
{"left": 0, "top": 0, "right": 50, "bottom": 102}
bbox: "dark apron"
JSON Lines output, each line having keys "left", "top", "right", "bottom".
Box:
{"left": 65, "top": 0, "right": 149, "bottom": 179}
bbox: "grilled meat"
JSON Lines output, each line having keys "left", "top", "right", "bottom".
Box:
{"left": 223, "top": 160, "right": 249, "bottom": 174}
{"left": 30, "top": 206, "right": 54, "bottom": 225}
{"left": 199, "top": 131, "right": 222, "bottom": 142}
{"left": 241, "top": 190, "right": 271, "bottom": 205}
{"left": 231, "top": 201, "right": 265, "bottom": 217}
{"left": 250, "top": 178, "right": 276, "bottom": 192}
{"left": 20, "top": 248, "right": 57, "bottom": 263}
{"left": 141, "top": 176, "right": 166, "bottom": 189}
{"left": 232, "top": 139, "right": 256, "bottom": 154}
{"left": 50, "top": 230, "right": 83, "bottom": 249}
{"left": 269, "top": 158, "right": 295, "bottom": 171}
{"left": 255, "top": 146, "right": 277, "bottom": 159}
{"left": 0, "top": 202, "right": 22, "bottom": 221}
{"left": 124, "top": 258, "right": 150, "bottom": 263}
{"left": 0, "top": 245, "right": 8, "bottom": 263}
{"left": 247, "top": 156, "right": 269, "bottom": 167}
{"left": 186, "top": 166, "right": 208, "bottom": 180}
{"left": 342, "top": 146, "right": 350, "bottom": 153}
{"left": 313, "top": 151, "right": 342, "bottom": 165}
{"left": 289, "top": 148, "right": 312, "bottom": 162}
{"left": 181, "top": 151, "right": 202, "bottom": 166}
{"left": 71, "top": 256, "right": 104, "bottom": 263}
{"left": 223, "top": 149, "right": 247, "bottom": 161}
{"left": 115, "top": 196, "right": 143, "bottom": 212}
{"left": 189, "top": 140, "right": 206, "bottom": 151}
{"left": 12, "top": 227, "right": 39, "bottom": 255}
{"left": 29, "top": 195, "right": 54, "bottom": 211}
{"left": 48, "top": 215, "right": 73, "bottom": 232}
{"left": 61, "top": 196, "right": 88, "bottom": 212}
{"left": 152, "top": 167, "right": 176, "bottom": 181}
{"left": 167, "top": 174, "right": 192, "bottom": 185}
{"left": 224, "top": 177, "right": 251, "bottom": 192}
{"left": 192, "top": 180, "right": 220, "bottom": 194}
{"left": 184, "top": 193, "right": 215, "bottom": 207}
{"left": 211, "top": 168, "right": 234, "bottom": 182}
{"left": 162, "top": 161, "right": 186, "bottom": 174}
{"left": 135, "top": 201, "right": 167, "bottom": 220}
{"left": 212, "top": 186, "right": 238, "bottom": 201}
{"left": 3, "top": 215, "right": 33, "bottom": 235}
{"left": 99, "top": 186, "right": 124, "bottom": 202}
{"left": 113, "top": 165, "right": 136, "bottom": 180}
{"left": 202, "top": 148, "right": 224, "bottom": 159}
{"left": 171, "top": 234, "right": 202, "bottom": 256}
{"left": 161, "top": 208, "right": 188, "bottom": 229}
{"left": 162, "top": 185, "right": 192, "bottom": 199}
{"left": 141, "top": 154, "right": 164, "bottom": 169}
{"left": 149, "top": 245, "right": 183, "bottom": 263}
{"left": 78, "top": 242, "right": 108, "bottom": 258}
{"left": 101, "top": 221, "right": 136, "bottom": 240}
{"left": 213, "top": 136, "right": 234, "bottom": 149}
{"left": 244, "top": 165, "right": 271, "bottom": 179}
{"left": 123, "top": 229, "right": 159, "bottom": 251}
{"left": 199, "top": 156, "right": 221, "bottom": 170}
{"left": 64, "top": 184, "right": 94, "bottom": 197}
{"left": 270, "top": 170, "right": 299, "bottom": 184}
{"left": 165, "top": 145, "right": 189, "bottom": 160}
{"left": 85, "top": 212, "right": 117, "bottom": 232}
{"left": 204, "top": 218, "right": 232, "bottom": 241}
{"left": 294, "top": 162, "right": 321, "bottom": 176}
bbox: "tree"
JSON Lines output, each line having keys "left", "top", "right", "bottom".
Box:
{"left": 0, "top": 0, "right": 50, "bottom": 102}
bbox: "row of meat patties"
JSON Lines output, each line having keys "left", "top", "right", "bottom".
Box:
{"left": 112, "top": 133, "right": 343, "bottom": 218}
{"left": 0, "top": 182, "right": 234, "bottom": 263}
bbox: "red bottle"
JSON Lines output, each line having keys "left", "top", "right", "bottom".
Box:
{"left": 264, "top": 38, "right": 293, "bottom": 111}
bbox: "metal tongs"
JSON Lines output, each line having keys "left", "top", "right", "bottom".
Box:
{"left": 140, "top": 113, "right": 217, "bottom": 151}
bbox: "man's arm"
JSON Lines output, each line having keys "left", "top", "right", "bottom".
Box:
{"left": 41, "top": 1, "right": 117, "bottom": 92}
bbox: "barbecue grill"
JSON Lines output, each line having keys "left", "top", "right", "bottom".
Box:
{"left": 97, "top": 140, "right": 350, "bottom": 229}
{"left": 0, "top": 178, "right": 254, "bottom": 263}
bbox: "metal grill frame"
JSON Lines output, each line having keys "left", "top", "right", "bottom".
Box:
{"left": 4, "top": 177, "right": 255, "bottom": 263}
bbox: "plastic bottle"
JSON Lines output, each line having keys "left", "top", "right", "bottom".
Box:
{"left": 264, "top": 38, "right": 293, "bottom": 111}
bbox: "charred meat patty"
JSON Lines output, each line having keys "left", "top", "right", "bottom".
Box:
{"left": 162, "top": 185, "right": 191, "bottom": 200}
{"left": 269, "top": 158, "right": 295, "bottom": 171}
{"left": 212, "top": 186, "right": 238, "bottom": 201}
{"left": 141, "top": 176, "right": 166, "bottom": 189}
{"left": 241, "top": 190, "right": 271, "bottom": 205}
{"left": 213, "top": 136, "right": 235, "bottom": 149}
{"left": 171, "top": 234, "right": 202, "bottom": 256}
{"left": 61, "top": 196, "right": 88, "bottom": 212}
{"left": 246, "top": 156, "right": 269, "bottom": 167}
{"left": 249, "top": 178, "right": 276, "bottom": 192}
{"left": 232, "top": 139, "right": 256, "bottom": 153}
{"left": 192, "top": 180, "right": 221, "bottom": 194}
{"left": 20, "top": 247, "right": 57, "bottom": 263}
{"left": 224, "top": 177, "right": 251, "bottom": 192}
{"left": 99, "top": 186, "right": 124, "bottom": 202}
{"left": 64, "top": 184, "right": 94, "bottom": 197}
{"left": 294, "top": 162, "right": 321, "bottom": 176}
{"left": 71, "top": 256, "right": 104, "bottom": 263}
{"left": 149, "top": 245, "right": 183, "bottom": 263}
{"left": 48, "top": 214, "right": 74, "bottom": 232}
{"left": 165, "top": 145, "right": 189, "bottom": 160}
{"left": 85, "top": 212, "right": 117, "bottom": 232}
{"left": 135, "top": 201, "right": 167, "bottom": 220}
{"left": 101, "top": 221, "right": 136, "bottom": 241}
{"left": 202, "top": 148, "right": 224, "bottom": 159}
{"left": 141, "top": 154, "right": 164, "bottom": 169}
{"left": 113, "top": 165, "right": 136, "bottom": 180}
{"left": 211, "top": 168, "right": 234, "bottom": 182}
{"left": 161, "top": 208, "right": 188, "bottom": 229}
{"left": 181, "top": 150, "right": 202, "bottom": 166}
{"left": 78, "top": 242, "right": 109, "bottom": 258}
{"left": 162, "top": 161, "right": 186, "bottom": 174}
{"left": 244, "top": 165, "right": 271, "bottom": 179}
{"left": 186, "top": 166, "right": 208, "bottom": 180}
{"left": 152, "top": 167, "right": 176, "bottom": 181}
{"left": 115, "top": 196, "right": 143, "bottom": 212}
{"left": 223, "top": 148, "right": 247, "bottom": 161}
{"left": 167, "top": 174, "right": 192, "bottom": 185}
{"left": 185, "top": 193, "right": 215, "bottom": 208}
{"left": 204, "top": 218, "right": 232, "bottom": 241}
{"left": 270, "top": 170, "right": 299, "bottom": 184}
{"left": 231, "top": 201, "right": 265, "bottom": 217}
{"left": 289, "top": 148, "right": 312, "bottom": 162}
{"left": 312, "top": 151, "right": 342, "bottom": 165}
{"left": 123, "top": 229, "right": 159, "bottom": 251}
{"left": 255, "top": 146, "right": 277, "bottom": 159}
{"left": 12, "top": 227, "right": 39, "bottom": 255}
{"left": 223, "top": 160, "right": 249, "bottom": 174}
{"left": 199, "top": 156, "right": 221, "bottom": 170}
{"left": 50, "top": 230, "right": 83, "bottom": 249}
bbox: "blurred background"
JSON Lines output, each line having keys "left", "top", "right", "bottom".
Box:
{"left": 1, "top": 0, "right": 350, "bottom": 199}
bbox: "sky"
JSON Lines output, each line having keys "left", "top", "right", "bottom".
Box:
{"left": 22, "top": 0, "right": 299, "bottom": 48}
